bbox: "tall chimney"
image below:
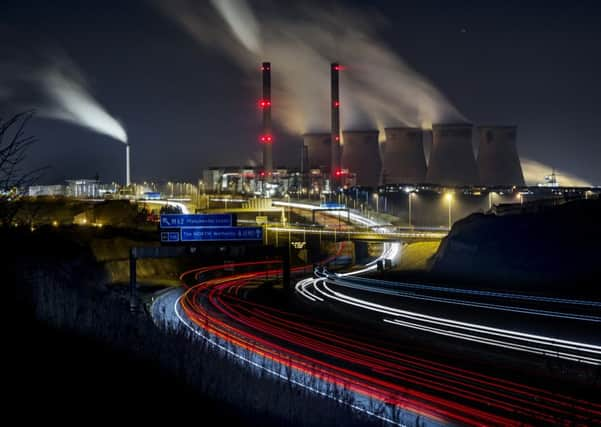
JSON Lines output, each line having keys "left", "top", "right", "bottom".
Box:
{"left": 125, "top": 144, "right": 131, "bottom": 187}
{"left": 331, "top": 63, "right": 341, "bottom": 179}
{"left": 260, "top": 61, "right": 273, "bottom": 176}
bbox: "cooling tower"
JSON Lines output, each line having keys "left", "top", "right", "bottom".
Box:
{"left": 341, "top": 130, "right": 381, "bottom": 187}
{"left": 382, "top": 127, "right": 426, "bottom": 184}
{"left": 426, "top": 124, "right": 479, "bottom": 186}
{"left": 303, "top": 133, "right": 331, "bottom": 171}
{"left": 477, "top": 126, "right": 525, "bottom": 186}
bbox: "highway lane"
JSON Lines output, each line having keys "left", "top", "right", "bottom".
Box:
{"left": 297, "top": 273, "right": 601, "bottom": 365}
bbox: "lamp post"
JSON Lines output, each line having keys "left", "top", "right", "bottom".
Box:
{"left": 285, "top": 194, "right": 290, "bottom": 224}
{"left": 445, "top": 193, "right": 453, "bottom": 229}
{"left": 408, "top": 192, "right": 414, "bottom": 228}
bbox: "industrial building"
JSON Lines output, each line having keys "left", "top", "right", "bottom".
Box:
{"left": 28, "top": 185, "right": 66, "bottom": 197}
{"left": 202, "top": 166, "right": 301, "bottom": 196}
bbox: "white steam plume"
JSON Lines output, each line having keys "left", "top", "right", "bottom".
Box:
{"left": 0, "top": 46, "right": 127, "bottom": 143}
{"left": 157, "top": 1, "right": 465, "bottom": 135}
{"left": 41, "top": 68, "right": 127, "bottom": 143}
{"left": 209, "top": 0, "right": 261, "bottom": 54}
{"left": 521, "top": 158, "right": 591, "bottom": 187}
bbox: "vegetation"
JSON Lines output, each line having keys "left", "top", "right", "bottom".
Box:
{"left": 397, "top": 241, "right": 440, "bottom": 271}
{"left": 1, "top": 111, "right": 45, "bottom": 226}
{"left": 431, "top": 198, "right": 601, "bottom": 296}
{"left": 12, "top": 227, "right": 385, "bottom": 427}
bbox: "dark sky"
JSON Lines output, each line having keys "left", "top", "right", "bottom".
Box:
{"left": 3, "top": 0, "right": 601, "bottom": 185}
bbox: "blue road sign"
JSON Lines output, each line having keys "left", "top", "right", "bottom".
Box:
{"left": 180, "top": 227, "right": 263, "bottom": 242}
{"left": 160, "top": 213, "right": 234, "bottom": 228}
{"left": 160, "top": 231, "right": 180, "bottom": 242}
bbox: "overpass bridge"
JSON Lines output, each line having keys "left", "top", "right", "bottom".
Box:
{"left": 265, "top": 226, "right": 446, "bottom": 243}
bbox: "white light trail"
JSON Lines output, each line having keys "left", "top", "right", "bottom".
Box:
{"left": 342, "top": 276, "right": 601, "bottom": 308}
{"left": 328, "top": 279, "right": 601, "bottom": 323}
{"left": 142, "top": 199, "right": 190, "bottom": 213}
{"left": 309, "top": 281, "right": 601, "bottom": 365}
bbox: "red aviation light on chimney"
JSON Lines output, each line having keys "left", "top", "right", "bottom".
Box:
{"left": 259, "top": 99, "right": 271, "bottom": 108}
{"left": 333, "top": 64, "right": 344, "bottom": 71}
{"left": 335, "top": 135, "right": 340, "bottom": 142}
{"left": 260, "top": 134, "right": 273, "bottom": 143}
{"left": 333, "top": 100, "right": 340, "bottom": 108}
{"left": 261, "top": 65, "right": 270, "bottom": 71}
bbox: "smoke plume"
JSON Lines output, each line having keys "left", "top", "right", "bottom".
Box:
{"left": 0, "top": 43, "right": 127, "bottom": 143}
{"left": 157, "top": 0, "right": 465, "bottom": 135}
{"left": 521, "top": 158, "right": 591, "bottom": 187}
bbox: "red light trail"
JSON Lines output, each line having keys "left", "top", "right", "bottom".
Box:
{"left": 172, "top": 261, "right": 601, "bottom": 426}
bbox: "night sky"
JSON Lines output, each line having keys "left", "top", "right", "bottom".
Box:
{"left": 2, "top": 0, "right": 600, "bottom": 185}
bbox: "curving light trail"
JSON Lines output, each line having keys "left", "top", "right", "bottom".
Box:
{"left": 338, "top": 276, "right": 601, "bottom": 308}
{"left": 321, "top": 277, "right": 601, "bottom": 323}
{"left": 155, "top": 199, "right": 601, "bottom": 425}
{"left": 305, "top": 278, "right": 601, "bottom": 365}
{"left": 141, "top": 199, "right": 190, "bottom": 214}
{"left": 170, "top": 262, "right": 601, "bottom": 426}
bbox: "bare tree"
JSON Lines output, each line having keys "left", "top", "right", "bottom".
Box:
{"left": 0, "top": 110, "right": 44, "bottom": 226}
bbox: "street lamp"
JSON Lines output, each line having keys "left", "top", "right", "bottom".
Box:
{"left": 445, "top": 192, "right": 453, "bottom": 229}
{"left": 488, "top": 191, "right": 495, "bottom": 210}
{"left": 285, "top": 194, "right": 290, "bottom": 224}
{"left": 408, "top": 192, "right": 415, "bottom": 228}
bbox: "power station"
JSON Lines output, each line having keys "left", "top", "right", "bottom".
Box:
{"left": 206, "top": 61, "right": 530, "bottom": 195}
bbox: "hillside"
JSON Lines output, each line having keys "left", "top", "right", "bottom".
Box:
{"left": 430, "top": 199, "right": 601, "bottom": 296}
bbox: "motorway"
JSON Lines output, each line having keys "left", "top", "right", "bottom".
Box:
{"left": 152, "top": 200, "right": 601, "bottom": 426}
{"left": 297, "top": 273, "right": 601, "bottom": 365}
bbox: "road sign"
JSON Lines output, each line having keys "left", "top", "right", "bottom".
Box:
{"left": 180, "top": 226, "right": 263, "bottom": 242}
{"left": 160, "top": 213, "right": 235, "bottom": 228}
{"left": 160, "top": 230, "right": 180, "bottom": 242}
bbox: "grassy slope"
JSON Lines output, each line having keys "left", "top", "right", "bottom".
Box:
{"left": 398, "top": 241, "right": 440, "bottom": 270}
